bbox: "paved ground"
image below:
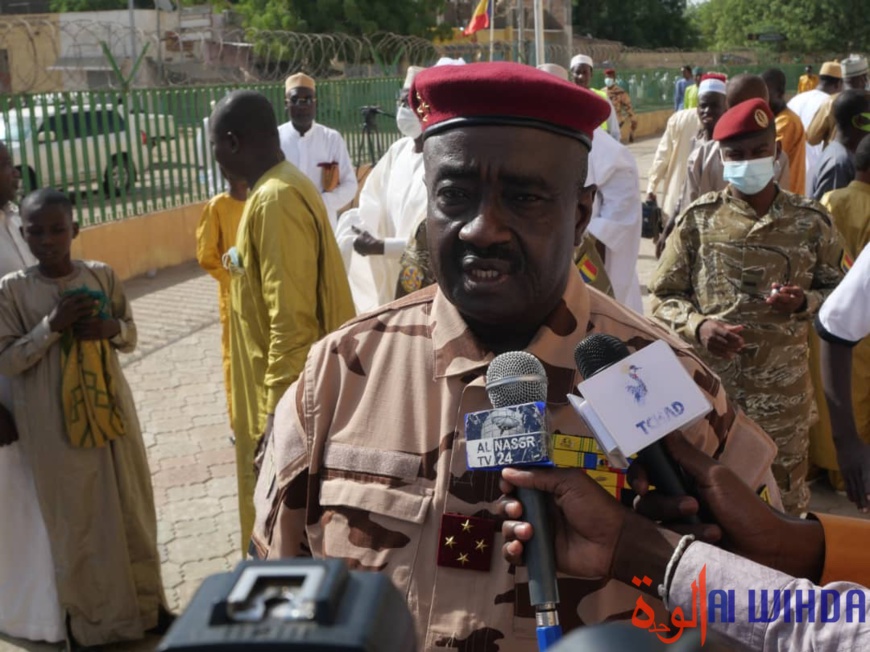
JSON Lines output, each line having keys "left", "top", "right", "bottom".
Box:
{"left": 0, "top": 136, "right": 862, "bottom": 651}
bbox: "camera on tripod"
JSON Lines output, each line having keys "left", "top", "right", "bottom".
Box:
{"left": 157, "top": 559, "right": 416, "bottom": 651}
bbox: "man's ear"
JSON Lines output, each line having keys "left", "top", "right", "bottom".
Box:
{"left": 775, "top": 139, "right": 783, "bottom": 160}
{"left": 72, "top": 221, "right": 80, "bottom": 239}
{"left": 228, "top": 132, "right": 240, "bottom": 154}
{"left": 574, "top": 184, "right": 596, "bottom": 247}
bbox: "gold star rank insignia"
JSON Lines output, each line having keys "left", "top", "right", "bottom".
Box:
{"left": 436, "top": 513, "right": 495, "bottom": 572}
{"left": 415, "top": 92, "right": 431, "bottom": 123}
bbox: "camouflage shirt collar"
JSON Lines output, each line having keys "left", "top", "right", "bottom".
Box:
{"left": 429, "top": 272, "right": 588, "bottom": 404}
{"left": 722, "top": 184, "right": 786, "bottom": 220}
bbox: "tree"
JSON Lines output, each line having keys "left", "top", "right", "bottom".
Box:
{"left": 572, "top": 0, "right": 698, "bottom": 50}
{"left": 235, "top": 0, "right": 447, "bottom": 38}
{"left": 688, "top": 0, "right": 870, "bottom": 53}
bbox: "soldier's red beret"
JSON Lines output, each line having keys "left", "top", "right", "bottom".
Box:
{"left": 713, "top": 98, "right": 776, "bottom": 142}
{"left": 604, "top": 68, "right": 616, "bottom": 76}
{"left": 409, "top": 62, "right": 611, "bottom": 148}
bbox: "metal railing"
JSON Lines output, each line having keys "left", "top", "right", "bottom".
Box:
{"left": 0, "top": 63, "right": 808, "bottom": 227}
{"left": 1, "top": 77, "right": 404, "bottom": 226}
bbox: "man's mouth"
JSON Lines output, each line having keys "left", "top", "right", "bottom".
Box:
{"left": 460, "top": 256, "right": 516, "bottom": 285}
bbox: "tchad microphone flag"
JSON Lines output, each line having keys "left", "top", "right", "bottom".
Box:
{"left": 463, "top": 0, "right": 492, "bottom": 36}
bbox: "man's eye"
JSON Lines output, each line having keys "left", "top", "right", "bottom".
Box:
{"left": 512, "top": 193, "right": 544, "bottom": 203}
{"left": 438, "top": 187, "right": 468, "bottom": 201}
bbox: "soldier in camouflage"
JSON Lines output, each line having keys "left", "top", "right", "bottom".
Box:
{"left": 603, "top": 68, "right": 637, "bottom": 143}
{"left": 651, "top": 98, "right": 847, "bottom": 514}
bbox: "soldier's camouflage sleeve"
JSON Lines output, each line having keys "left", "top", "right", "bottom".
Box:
{"left": 803, "top": 204, "right": 847, "bottom": 316}
{"left": 250, "top": 376, "right": 312, "bottom": 560}
{"left": 649, "top": 211, "right": 707, "bottom": 342}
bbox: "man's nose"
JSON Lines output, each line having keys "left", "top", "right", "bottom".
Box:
{"left": 459, "top": 196, "right": 511, "bottom": 248}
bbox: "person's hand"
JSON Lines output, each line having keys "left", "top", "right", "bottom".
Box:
{"left": 253, "top": 412, "right": 275, "bottom": 476}
{"left": 766, "top": 283, "right": 806, "bottom": 314}
{"left": 499, "top": 467, "right": 678, "bottom": 593}
{"left": 0, "top": 404, "right": 18, "bottom": 447}
{"left": 72, "top": 318, "right": 121, "bottom": 341}
{"left": 833, "top": 435, "right": 870, "bottom": 511}
{"left": 698, "top": 320, "right": 745, "bottom": 359}
{"left": 499, "top": 467, "right": 639, "bottom": 578}
{"left": 655, "top": 218, "right": 676, "bottom": 259}
{"left": 646, "top": 192, "right": 657, "bottom": 205}
{"left": 352, "top": 227, "right": 385, "bottom": 256}
{"left": 631, "top": 432, "right": 825, "bottom": 582}
{"left": 48, "top": 294, "right": 97, "bottom": 333}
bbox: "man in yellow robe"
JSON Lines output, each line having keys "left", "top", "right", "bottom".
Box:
{"left": 195, "top": 172, "right": 247, "bottom": 423}
{"left": 209, "top": 91, "right": 355, "bottom": 553}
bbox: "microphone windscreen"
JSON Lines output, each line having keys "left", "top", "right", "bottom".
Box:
{"left": 485, "top": 351, "right": 547, "bottom": 408}
{"left": 573, "top": 333, "right": 630, "bottom": 379}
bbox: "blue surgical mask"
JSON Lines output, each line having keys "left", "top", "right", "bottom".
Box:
{"left": 604, "top": 77, "right": 615, "bottom": 88}
{"left": 722, "top": 156, "right": 775, "bottom": 195}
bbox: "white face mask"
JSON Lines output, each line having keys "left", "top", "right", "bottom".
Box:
{"left": 396, "top": 105, "right": 423, "bottom": 140}
{"left": 604, "top": 77, "right": 615, "bottom": 88}
{"left": 722, "top": 156, "right": 775, "bottom": 195}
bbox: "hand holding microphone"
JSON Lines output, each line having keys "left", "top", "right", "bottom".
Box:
{"left": 481, "top": 352, "right": 562, "bottom": 650}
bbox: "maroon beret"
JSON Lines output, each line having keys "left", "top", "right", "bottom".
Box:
{"left": 604, "top": 68, "right": 616, "bottom": 76}
{"left": 713, "top": 98, "right": 775, "bottom": 142}
{"left": 409, "top": 62, "right": 611, "bottom": 149}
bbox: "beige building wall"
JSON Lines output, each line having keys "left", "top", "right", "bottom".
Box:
{"left": 0, "top": 14, "right": 63, "bottom": 93}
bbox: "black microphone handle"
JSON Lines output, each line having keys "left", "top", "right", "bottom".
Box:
{"left": 516, "top": 486, "right": 560, "bottom": 607}
{"left": 635, "top": 442, "right": 702, "bottom": 525}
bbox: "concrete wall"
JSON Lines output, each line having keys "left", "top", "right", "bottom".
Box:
{"left": 71, "top": 201, "right": 205, "bottom": 282}
{"left": 632, "top": 108, "right": 671, "bottom": 141}
{"left": 0, "top": 13, "right": 63, "bottom": 93}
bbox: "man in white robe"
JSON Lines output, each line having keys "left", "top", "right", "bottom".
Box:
{"left": 0, "top": 143, "right": 64, "bottom": 643}
{"left": 335, "top": 66, "right": 428, "bottom": 312}
{"left": 646, "top": 108, "right": 702, "bottom": 225}
{"left": 586, "top": 126, "right": 644, "bottom": 312}
{"left": 539, "top": 64, "right": 643, "bottom": 312}
{"left": 278, "top": 73, "right": 357, "bottom": 228}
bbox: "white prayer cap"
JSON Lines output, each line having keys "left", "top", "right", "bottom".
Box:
{"left": 570, "top": 54, "right": 594, "bottom": 69}
{"left": 698, "top": 77, "right": 727, "bottom": 96}
{"left": 403, "top": 66, "right": 425, "bottom": 90}
{"left": 435, "top": 57, "right": 467, "bottom": 66}
{"left": 537, "top": 63, "right": 569, "bottom": 81}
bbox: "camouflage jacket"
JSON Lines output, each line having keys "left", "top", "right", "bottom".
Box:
{"left": 605, "top": 85, "right": 636, "bottom": 127}
{"left": 650, "top": 188, "right": 846, "bottom": 345}
{"left": 252, "top": 271, "right": 782, "bottom": 652}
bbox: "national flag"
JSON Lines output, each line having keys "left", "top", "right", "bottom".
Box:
{"left": 841, "top": 250, "right": 854, "bottom": 273}
{"left": 463, "top": 0, "right": 492, "bottom": 36}
{"left": 577, "top": 254, "right": 598, "bottom": 284}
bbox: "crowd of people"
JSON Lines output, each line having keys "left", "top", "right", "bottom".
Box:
{"left": 0, "top": 50, "right": 868, "bottom": 652}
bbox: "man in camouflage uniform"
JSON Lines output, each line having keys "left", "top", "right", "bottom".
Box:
{"left": 651, "top": 98, "right": 847, "bottom": 514}
{"left": 603, "top": 68, "right": 637, "bottom": 143}
{"left": 252, "top": 64, "right": 782, "bottom": 651}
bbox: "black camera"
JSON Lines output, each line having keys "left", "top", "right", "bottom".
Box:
{"left": 157, "top": 559, "right": 417, "bottom": 651}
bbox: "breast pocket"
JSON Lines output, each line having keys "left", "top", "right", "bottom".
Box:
{"left": 318, "top": 478, "right": 432, "bottom": 597}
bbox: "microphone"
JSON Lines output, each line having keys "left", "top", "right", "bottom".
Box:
{"left": 572, "top": 334, "right": 702, "bottom": 524}
{"left": 483, "top": 352, "right": 562, "bottom": 651}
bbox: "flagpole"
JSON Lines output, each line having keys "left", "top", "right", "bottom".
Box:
{"left": 533, "top": 0, "right": 544, "bottom": 66}
{"left": 489, "top": 0, "right": 495, "bottom": 61}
